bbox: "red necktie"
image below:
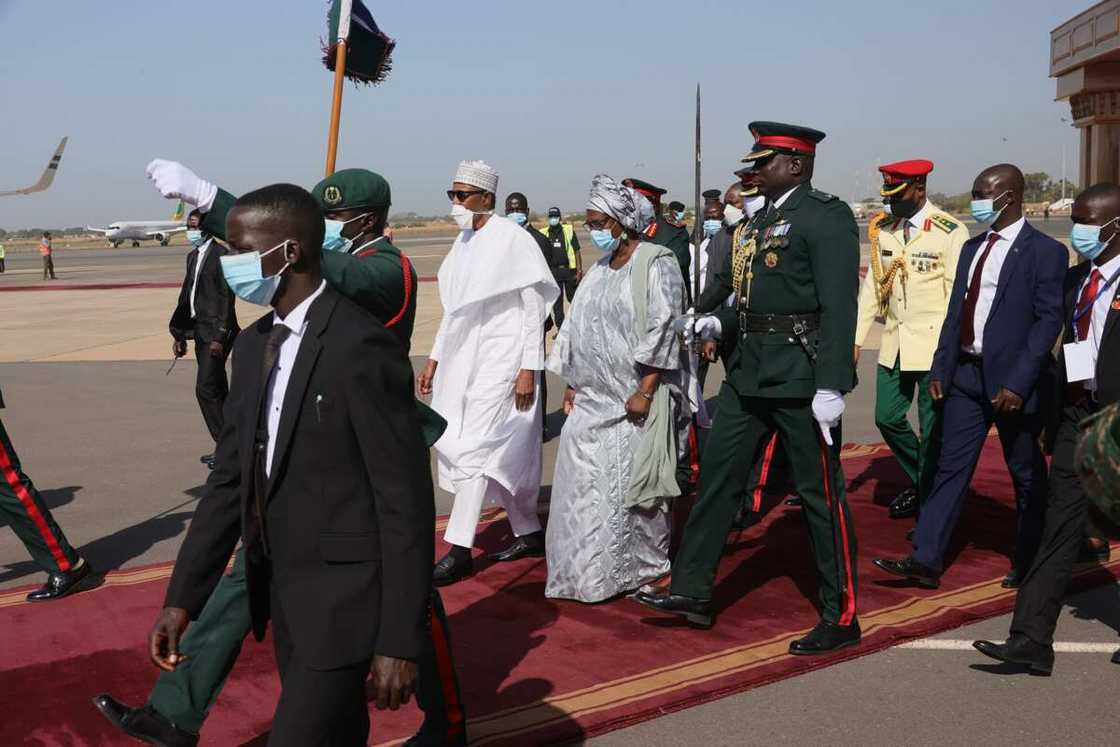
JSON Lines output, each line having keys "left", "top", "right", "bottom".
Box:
{"left": 959, "top": 232, "right": 1002, "bottom": 348}
{"left": 1075, "top": 268, "right": 1103, "bottom": 341}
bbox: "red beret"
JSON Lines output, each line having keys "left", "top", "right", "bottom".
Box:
{"left": 879, "top": 159, "right": 934, "bottom": 183}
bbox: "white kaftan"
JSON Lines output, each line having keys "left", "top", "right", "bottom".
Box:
{"left": 430, "top": 215, "right": 559, "bottom": 547}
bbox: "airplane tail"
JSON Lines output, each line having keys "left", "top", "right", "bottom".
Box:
{"left": 0, "top": 137, "right": 68, "bottom": 197}
{"left": 172, "top": 200, "right": 184, "bottom": 222}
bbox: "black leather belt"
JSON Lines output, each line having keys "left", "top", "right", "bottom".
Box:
{"left": 740, "top": 311, "right": 820, "bottom": 335}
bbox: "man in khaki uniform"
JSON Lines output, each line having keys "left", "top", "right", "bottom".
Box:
{"left": 855, "top": 160, "right": 969, "bottom": 519}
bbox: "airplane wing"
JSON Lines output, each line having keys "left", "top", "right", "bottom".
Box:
{"left": 85, "top": 226, "right": 112, "bottom": 234}
{"left": 145, "top": 226, "right": 187, "bottom": 237}
{"left": 0, "top": 137, "right": 68, "bottom": 197}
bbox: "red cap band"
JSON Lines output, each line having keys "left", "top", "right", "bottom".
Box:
{"left": 755, "top": 135, "right": 817, "bottom": 154}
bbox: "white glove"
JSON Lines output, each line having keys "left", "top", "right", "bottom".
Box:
{"left": 145, "top": 159, "right": 217, "bottom": 212}
{"left": 695, "top": 315, "right": 721, "bottom": 340}
{"left": 812, "top": 389, "right": 844, "bottom": 446}
{"left": 669, "top": 308, "right": 696, "bottom": 336}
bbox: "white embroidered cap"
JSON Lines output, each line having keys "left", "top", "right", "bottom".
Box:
{"left": 454, "top": 160, "right": 499, "bottom": 193}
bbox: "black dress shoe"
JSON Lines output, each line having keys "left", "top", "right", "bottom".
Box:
{"left": 631, "top": 589, "right": 713, "bottom": 627}
{"left": 1001, "top": 568, "right": 1022, "bottom": 589}
{"left": 488, "top": 532, "right": 545, "bottom": 562}
{"left": 199, "top": 453, "right": 214, "bottom": 464}
{"left": 789, "top": 618, "right": 861, "bottom": 655}
{"left": 972, "top": 634, "right": 1054, "bottom": 675}
{"left": 1112, "top": 647, "right": 1120, "bottom": 665}
{"left": 888, "top": 487, "right": 919, "bottom": 519}
{"left": 873, "top": 557, "right": 940, "bottom": 589}
{"left": 432, "top": 552, "right": 473, "bottom": 587}
{"left": 404, "top": 725, "right": 468, "bottom": 747}
{"left": 784, "top": 495, "right": 803, "bottom": 507}
{"left": 26, "top": 560, "right": 96, "bottom": 602}
{"left": 92, "top": 694, "right": 199, "bottom": 746}
{"left": 205, "top": 457, "right": 217, "bottom": 470}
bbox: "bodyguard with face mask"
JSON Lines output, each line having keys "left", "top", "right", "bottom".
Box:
{"left": 168, "top": 208, "right": 240, "bottom": 467}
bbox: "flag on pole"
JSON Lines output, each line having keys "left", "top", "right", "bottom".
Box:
{"left": 322, "top": 0, "right": 395, "bottom": 85}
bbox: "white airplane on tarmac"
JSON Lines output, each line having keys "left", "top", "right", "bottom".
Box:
{"left": 87, "top": 201, "right": 187, "bottom": 247}
{"left": 0, "top": 137, "right": 68, "bottom": 196}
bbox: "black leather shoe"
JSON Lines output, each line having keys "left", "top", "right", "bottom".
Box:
{"left": 789, "top": 618, "right": 861, "bottom": 655}
{"left": 26, "top": 560, "right": 96, "bottom": 602}
{"left": 972, "top": 634, "right": 1054, "bottom": 675}
{"left": 199, "top": 453, "right": 214, "bottom": 464}
{"left": 631, "top": 589, "right": 713, "bottom": 627}
{"left": 1112, "top": 647, "right": 1120, "bottom": 665}
{"left": 1001, "top": 568, "right": 1022, "bottom": 589}
{"left": 205, "top": 457, "right": 217, "bottom": 470}
{"left": 92, "top": 694, "right": 199, "bottom": 746}
{"left": 888, "top": 487, "right": 919, "bottom": 519}
{"left": 488, "top": 532, "right": 545, "bottom": 562}
{"left": 873, "top": 557, "right": 940, "bottom": 589}
{"left": 404, "top": 724, "right": 468, "bottom": 747}
{"left": 784, "top": 495, "right": 803, "bottom": 507}
{"left": 433, "top": 552, "right": 473, "bottom": 587}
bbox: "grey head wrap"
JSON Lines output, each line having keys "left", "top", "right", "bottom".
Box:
{"left": 586, "top": 174, "right": 655, "bottom": 233}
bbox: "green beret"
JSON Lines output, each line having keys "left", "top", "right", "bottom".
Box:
{"left": 312, "top": 168, "right": 392, "bottom": 211}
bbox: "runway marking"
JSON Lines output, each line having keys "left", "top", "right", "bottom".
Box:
{"left": 897, "top": 639, "right": 1118, "bottom": 653}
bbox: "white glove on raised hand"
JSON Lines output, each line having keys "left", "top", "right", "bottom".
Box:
{"left": 145, "top": 159, "right": 218, "bottom": 212}
{"left": 811, "top": 389, "right": 844, "bottom": 446}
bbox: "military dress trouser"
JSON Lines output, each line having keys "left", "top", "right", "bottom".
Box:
{"left": 1010, "top": 399, "right": 1095, "bottom": 647}
{"left": 671, "top": 384, "right": 858, "bottom": 625}
{"left": 874, "top": 357, "right": 941, "bottom": 502}
{"left": 0, "top": 416, "right": 80, "bottom": 574}
{"left": 148, "top": 546, "right": 466, "bottom": 742}
{"left": 194, "top": 338, "right": 231, "bottom": 443}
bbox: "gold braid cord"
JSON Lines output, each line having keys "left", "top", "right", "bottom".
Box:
{"left": 868, "top": 212, "right": 907, "bottom": 316}
{"left": 731, "top": 221, "right": 757, "bottom": 309}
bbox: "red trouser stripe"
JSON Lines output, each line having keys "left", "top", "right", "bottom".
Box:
{"left": 752, "top": 433, "right": 779, "bottom": 512}
{"left": 819, "top": 439, "right": 856, "bottom": 626}
{"left": 0, "top": 437, "right": 71, "bottom": 572}
{"left": 688, "top": 424, "right": 700, "bottom": 486}
{"left": 429, "top": 600, "right": 465, "bottom": 741}
{"left": 385, "top": 256, "right": 414, "bottom": 328}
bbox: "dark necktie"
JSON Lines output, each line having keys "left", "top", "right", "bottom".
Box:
{"left": 959, "top": 232, "right": 1002, "bottom": 348}
{"left": 903, "top": 221, "right": 912, "bottom": 244}
{"left": 1075, "top": 268, "right": 1103, "bottom": 342}
{"left": 249, "top": 323, "right": 291, "bottom": 559}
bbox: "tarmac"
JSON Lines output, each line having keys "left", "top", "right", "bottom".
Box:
{"left": 1, "top": 220, "right": 1115, "bottom": 746}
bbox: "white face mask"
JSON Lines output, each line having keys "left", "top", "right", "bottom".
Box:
{"left": 451, "top": 203, "right": 491, "bottom": 231}
{"left": 723, "top": 205, "right": 745, "bottom": 226}
{"left": 744, "top": 196, "right": 766, "bottom": 218}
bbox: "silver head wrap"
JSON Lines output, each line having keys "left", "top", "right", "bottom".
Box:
{"left": 586, "top": 174, "right": 655, "bottom": 233}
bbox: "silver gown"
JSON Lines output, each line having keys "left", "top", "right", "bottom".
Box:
{"left": 545, "top": 251, "right": 689, "bottom": 603}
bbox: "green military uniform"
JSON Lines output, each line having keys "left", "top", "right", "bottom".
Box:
{"left": 625, "top": 179, "right": 692, "bottom": 302}
{"left": 855, "top": 162, "right": 968, "bottom": 510}
{"left": 671, "top": 123, "right": 860, "bottom": 629}
{"left": 151, "top": 171, "right": 465, "bottom": 745}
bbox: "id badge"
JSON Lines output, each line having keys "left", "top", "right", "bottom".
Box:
{"left": 1063, "top": 340, "right": 1095, "bottom": 383}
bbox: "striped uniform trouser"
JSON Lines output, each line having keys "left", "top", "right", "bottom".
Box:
{"left": 0, "top": 416, "right": 79, "bottom": 574}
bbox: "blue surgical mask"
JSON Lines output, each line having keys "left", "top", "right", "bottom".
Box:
{"left": 186, "top": 229, "right": 206, "bottom": 248}
{"left": 1070, "top": 218, "right": 1118, "bottom": 261}
{"left": 674, "top": 211, "right": 686, "bottom": 222}
{"left": 703, "top": 219, "right": 722, "bottom": 236}
{"left": 507, "top": 212, "right": 528, "bottom": 226}
{"left": 219, "top": 240, "right": 291, "bottom": 306}
{"left": 548, "top": 216, "right": 560, "bottom": 227}
{"left": 322, "top": 212, "right": 370, "bottom": 253}
{"left": 589, "top": 228, "right": 620, "bottom": 253}
{"left": 969, "top": 190, "right": 1010, "bottom": 225}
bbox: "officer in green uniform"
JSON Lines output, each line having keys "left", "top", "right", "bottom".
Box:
{"left": 624, "top": 178, "right": 692, "bottom": 303}
{"left": 636, "top": 122, "right": 862, "bottom": 655}
{"left": 95, "top": 169, "right": 465, "bottom": 747}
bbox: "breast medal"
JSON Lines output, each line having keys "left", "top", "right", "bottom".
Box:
{"left": 765, "top": 251, "right": 779, "bottom": 268}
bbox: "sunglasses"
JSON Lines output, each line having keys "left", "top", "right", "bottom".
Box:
{"left": 584, "top": 218, "right": 614, "bottom": 231}
{"left": 447, "top": 189, "right": 485, "bottom": 202}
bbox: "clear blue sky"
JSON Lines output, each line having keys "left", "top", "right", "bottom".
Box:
{"left": 0, "top": 0, "right": 1082, "bottom": 229}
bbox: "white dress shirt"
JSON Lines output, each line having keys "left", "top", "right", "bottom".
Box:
{"left": 900, "top": 200, "right": 933, "bottom": 241}
{"left": 189, "top": 238, "right": 211, "bottom": 319}
{"left": 1079, "top": 253, "right": 1120, "bottom": 392}
{"left": 771, "top": 185, "right": 799, "bottom": 211}
{"left": 962, "top": 216, "right": 1025, "bottom": 355}
{"left": 263, "top": 280, "right": 327, "bottom": 476}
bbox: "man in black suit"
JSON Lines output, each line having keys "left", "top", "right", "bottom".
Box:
{"left": 974, "top": 183, "right": 1120, "bottom": 674}
{"left": 148, "top": 184, "right": 434, "bottom": 744}
{"left": 170, "top": 209, "right": 239, "bottom": 468}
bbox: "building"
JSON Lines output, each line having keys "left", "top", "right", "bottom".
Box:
{"left": 1053, "top": 1, "right": 1120, "bottom": 185}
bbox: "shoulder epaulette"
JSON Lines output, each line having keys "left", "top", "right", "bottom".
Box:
{"left": 807, "top": 189, "right": 837, "bottom": 203}
{"left": 929, "top": 213, "right": 960, "bottom": 234}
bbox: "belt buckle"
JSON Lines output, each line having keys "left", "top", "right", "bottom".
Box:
{"left": 792, "top": 319, "right": 806, "bottom": 336}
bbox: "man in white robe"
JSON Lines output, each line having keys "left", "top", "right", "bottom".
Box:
{"left": 418, "top": 160, "right": 559, "bottom": 586}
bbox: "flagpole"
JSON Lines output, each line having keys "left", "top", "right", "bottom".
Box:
{"left": 692, "top": 83, "right": 702, "bottom": 308}
{"left": 324, "top": 0, "right": 353, "bottom": 177}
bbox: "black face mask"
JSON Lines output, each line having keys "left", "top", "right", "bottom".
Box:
{"left": 888, "top": 196, "right": 919, "bottom": 219}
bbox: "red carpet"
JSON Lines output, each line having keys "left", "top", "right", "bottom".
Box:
{"left": 2, "top": 437, "right": 1117, "bottom": 746}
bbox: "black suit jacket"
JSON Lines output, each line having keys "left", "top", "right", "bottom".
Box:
{"left": 164, "top": 287, "right": 435, "bottom": 668}
{"left": 1051, "top": 261, "right": 1120, "bottom": 405}
{"left": 169, "top": 238, "right": 239, "bottom": 346}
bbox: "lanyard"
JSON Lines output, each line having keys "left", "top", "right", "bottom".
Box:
{"left": 1071, "top": 264, "right": 1120, "bottom": 340}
